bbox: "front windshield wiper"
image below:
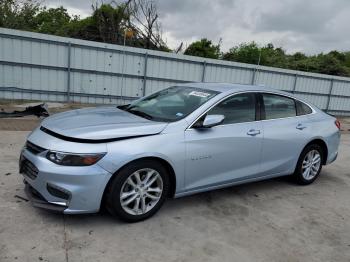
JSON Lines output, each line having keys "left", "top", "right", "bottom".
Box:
{"left": 118, "top": 105, "right": 170, "bottom": 122}
{"left": 127, "top": 109, "right": 154, "bottom": 120}
{"left": 117, "top": 104, "right": 129, "bottom": 110}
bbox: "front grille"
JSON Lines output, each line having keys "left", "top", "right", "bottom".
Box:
{"left": 26, "top": 141, "right": 46, "bottom": 155}
{"left": 21, "top": 159, "right": 39, "bottom": 180}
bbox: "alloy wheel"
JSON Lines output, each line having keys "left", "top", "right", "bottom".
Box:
{"left": 120, "top": 168, "right": 163, "bottom": 215}
{"left": 302, "top": 150, "right": 321, "bottom": 180}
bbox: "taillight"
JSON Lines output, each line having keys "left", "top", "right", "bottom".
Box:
{"left": 335, "top": 119, "right": 341, "bottom": 130}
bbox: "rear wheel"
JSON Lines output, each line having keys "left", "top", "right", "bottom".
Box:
{"left": 105, "top": 160, "right": 170, "bottom": 222}
{"left": 293, "top": 144, "right": 323, "bottom": 185}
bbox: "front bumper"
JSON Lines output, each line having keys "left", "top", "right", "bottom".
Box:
{"left": 24, "top": 182, "right": 67, "bottom": 213}
{"left": 20, "top": 147, "right": 112, "bottom": 214}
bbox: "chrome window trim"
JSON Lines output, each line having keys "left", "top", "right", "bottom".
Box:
{"left": 186, "top": 90, "right": 316, "bottom": 130}
{"left": 259, "top": 92, "right": 316, "bottom": 122}
{"left": 186, "top": 90, "right": 259, "bottom": 130}
{"left": 295, "top": 99, "right": 314, "bottom": 116}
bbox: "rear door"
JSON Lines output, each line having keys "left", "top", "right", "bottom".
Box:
{"left": 260, "top": 93, "right": 311, "bottom": 176}
{"left": 184, "top": 92, "right": 263, "bottom": 191}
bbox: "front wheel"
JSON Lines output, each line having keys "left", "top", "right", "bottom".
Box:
{"left": 293, "top": 144, "right": 323, "bottom": 185}
{"left": 105, "top": 160, "right": 170, "bottom": 222}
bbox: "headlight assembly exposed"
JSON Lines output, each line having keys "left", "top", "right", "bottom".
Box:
{"left": 46, "top": 151, "right": 106, "bottom": 166}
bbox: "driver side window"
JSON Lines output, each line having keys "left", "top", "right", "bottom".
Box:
{"left": 207, "top": 93, "right": 256, "bottom": 125}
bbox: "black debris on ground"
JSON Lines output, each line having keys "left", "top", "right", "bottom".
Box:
{"left": 14, "top": 195, "right": 29, "bottom": 202}
{"left": 0, "top": 103, "right": 49, "bottom": 118}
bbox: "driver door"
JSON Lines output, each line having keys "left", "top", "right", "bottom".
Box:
{"left": 184, "top": 92, "right": 263, "bottom": 191}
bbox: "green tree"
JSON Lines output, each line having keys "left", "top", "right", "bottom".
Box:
{"left": 260, "top": 44, "right": 288, "bottom": 67}
{"left": 288, "top": 52, "right": 308, "bottom": 70}
{"left": 0, "top": 0, "right": 40, "bottom": 30}
{"left": 292, "top": 56, "right": 319, "bottom": 72}
{"left": 92, "top": 3, "right": 131, "bottom": 44}
{"left": 34, "top": 7, "right": 72, "bottom": 35}
{"left": 316, "top": 54, "right": 349, "bottom": 76}
{"left": 223, "top": 42, "right": 261, "bottom": 64}
{"left": 343, "top": 52, "right": 350, "bottom": 68}
{"left": 0, "top": 0, "right": 168, "bottom": 51}
{"left": 222, "top": 42, "right": 350, "bottom": 77}
{"left": 223, "top": 42, "right": 288, "bottom": 68}
{"left": 64, "top": 16, "right": 99, "bottom": 41}
{"left": 184, "top": 39, "right": 221, "bottom": 59}
{"left": 292, "top": 52, "right": 307, "bottom": 61}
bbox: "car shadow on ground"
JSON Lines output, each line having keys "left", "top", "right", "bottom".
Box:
{"left": 31, "top": 167, "right": 347, "bottom": 229}
{"left": 32, "top": 175, "right": 306, "bottom": 226}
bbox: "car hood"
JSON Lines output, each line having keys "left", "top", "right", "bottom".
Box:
{"left": 41, "top": 107, "right": 168, "bottom": 141}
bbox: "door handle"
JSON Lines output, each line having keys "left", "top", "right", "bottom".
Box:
{"left": 296, "top": 123, "right": 307, "bottom": 130}
{"left": 247, "top": 129, "right": 261, "bottom": 136}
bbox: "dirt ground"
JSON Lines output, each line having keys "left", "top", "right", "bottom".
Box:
{"left": 0, "top": 102, "right": 350, "bottom": 262}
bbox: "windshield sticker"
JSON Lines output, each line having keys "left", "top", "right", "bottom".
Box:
{"left": 189, "top": 91, "right": 211, "bottom": 98}
{"left": 176, "top": 112, "right": 184, "bottom": 117}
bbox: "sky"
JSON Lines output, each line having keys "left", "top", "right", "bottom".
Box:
{"left": 44, "top": 0, "right": 350, "bottom": 54}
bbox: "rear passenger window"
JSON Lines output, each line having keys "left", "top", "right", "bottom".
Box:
{"left": 296, "top": 100, "right": 313, "bottom": 116}
{"left": 208, "top": 93, "right": 256, "bottom": 124}
{"left": 263, "top": 94, "right": 296, "bottom": 120}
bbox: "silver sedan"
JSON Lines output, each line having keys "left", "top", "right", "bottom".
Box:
{"left": 20, "top": 83, "right": 341, "bottom": 222}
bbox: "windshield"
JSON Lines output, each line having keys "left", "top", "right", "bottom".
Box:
{"left": 120, "top": 86, "right": 219, "bottom": 122}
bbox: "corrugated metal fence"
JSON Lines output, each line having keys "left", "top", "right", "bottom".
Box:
{"left": 1, "top": 28, "right": 350, "bottom": 115}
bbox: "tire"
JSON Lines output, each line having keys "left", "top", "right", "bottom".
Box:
{"left": 293, "top": 144, "right": 323, "bottom": 185}
{"left": 105, "top": 160, "right": 170, "bottom": 222}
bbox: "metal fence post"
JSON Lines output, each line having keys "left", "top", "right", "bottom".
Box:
{"left": 292, "top": 74, "right": 298, "bottom": 93}
{"left": 142, "top": 53, "right": 148, "bottom": 96}
{"left": 325, "top": 79, "right": 334, "bottom": 112}
{"left": 201, "top": 61, "right": 206, "bottom": 82}
{"left": 251, "top": 68, "right": 256, "bottom": 85}
{"left": 66, "top": 42, "right": 72, "bottom": 102}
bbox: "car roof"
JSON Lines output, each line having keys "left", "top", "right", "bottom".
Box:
{"left": 176, "top": 82, "right": 320, "bottom": 114}
{"left": 180, "top": 82, "right": 287, "bottom": 94}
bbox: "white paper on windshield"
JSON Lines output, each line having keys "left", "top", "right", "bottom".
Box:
{"left": 189, "top": 91, "right": 210, "bottom": 98}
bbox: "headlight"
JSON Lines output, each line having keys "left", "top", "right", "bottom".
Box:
{"left": 46, "top": 151, "right": 106, "bottom": 166}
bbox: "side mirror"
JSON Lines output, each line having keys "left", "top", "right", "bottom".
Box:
{"left": 202, "top": 114, "right": 225, "bottom": 128}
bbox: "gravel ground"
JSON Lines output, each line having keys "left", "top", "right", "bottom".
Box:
{"left": 0, "top": 129, "right": 349, "bottom": 262}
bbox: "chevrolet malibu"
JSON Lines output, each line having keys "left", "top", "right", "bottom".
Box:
{"left": 20, "top": 83, "right": 341, "bottom": 222}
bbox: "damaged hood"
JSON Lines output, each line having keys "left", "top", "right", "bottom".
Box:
{"left": 41, "top": 107, "right": 168, "bottom": 141}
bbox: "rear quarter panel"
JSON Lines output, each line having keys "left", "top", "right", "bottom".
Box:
{"left": 306, "top": 111, "right": 340, "bottom": 164}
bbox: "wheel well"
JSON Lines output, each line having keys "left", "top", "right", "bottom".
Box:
{"left": 101, "top": 157, "right": 177, "bottom": 207}
{"left": 143, "top": 157, "right": 177, "bottom": 197}
{"left": 306, "top": 139, "right": 328, "bottom": 165}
